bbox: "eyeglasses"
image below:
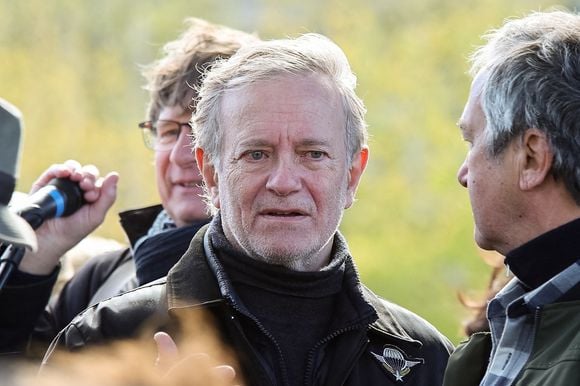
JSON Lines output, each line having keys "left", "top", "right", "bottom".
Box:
{"left": 138, "top": 120, "right": 192, "bottom": 151}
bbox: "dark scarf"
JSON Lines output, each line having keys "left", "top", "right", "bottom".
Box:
{"left": 134, "top": 219, "right": 209, "bottom": 286}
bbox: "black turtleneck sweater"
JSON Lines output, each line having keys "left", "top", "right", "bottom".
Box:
{"left": 209, "top": 226, "right": 347, "bottom": 386}
{"left": 505, "top": 217, "right": 580, "bottom": 298}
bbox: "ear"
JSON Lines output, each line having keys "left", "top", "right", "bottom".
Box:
{"left": 518, "top": 129, "right": 553, "bottom": 191}
{"left": 195, "top": 147, "right": 220, "bottom": 209}
{"left": 344, "top": 147, "right": 369, "bottom": 209}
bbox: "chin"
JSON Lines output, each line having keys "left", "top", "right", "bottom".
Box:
{"left": 168, "top": 207, "right": 209, "bottom": 226}
{"left": 474, "top": 230, "right": 498, "bottom": 252}
{"left": 251, "top": 237, "right": 319, "bottom": 261}
{"left": 182, "top": 212, "right": 211, "bottom": 224}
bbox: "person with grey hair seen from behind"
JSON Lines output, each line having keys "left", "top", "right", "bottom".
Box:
{"left": 443, "top": 9, "right": 580, "bottom": 386}
{"left": 43, "top": 33, "right": 453, "bottom": 386}
{"left": 0, "top": 18, "right": 258, "bottom": 359}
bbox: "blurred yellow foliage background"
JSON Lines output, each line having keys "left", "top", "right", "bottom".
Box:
{"left": 1, "top": 0, "right": 572, "bottom": 343}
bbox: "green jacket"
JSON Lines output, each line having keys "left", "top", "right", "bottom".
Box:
{"left": 443, "top": 299, "right": 580, "bottom": 386}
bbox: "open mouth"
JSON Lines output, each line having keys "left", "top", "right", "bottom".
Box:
{"left": 177, "top": 182, "right": 199, "bottom": 188}
{"left": 262, "top": 210, "right": 307, "bottom": 218}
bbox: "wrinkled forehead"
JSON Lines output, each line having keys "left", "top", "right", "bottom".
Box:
{"left": 220, "top": 74, "right": 343, "bottom": 126}
{"left": 217, "top": 75, "right": 347, "bottom": 154}
{"left": 223, "top": 72, "right": 340, "bottom": 105}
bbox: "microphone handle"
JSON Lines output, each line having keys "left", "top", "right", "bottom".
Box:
{"left": 0, "top": 178, "right": 86, "bottom": 290}
{"left": 0, "top": 244, "right": 25, "bottom": 292}
{"left": 17, "top": 178, "right": 85, "bottom": 230}
{"left": 19, "top": 205, "right": 46, "bottom": 230}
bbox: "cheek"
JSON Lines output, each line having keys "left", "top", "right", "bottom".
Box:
{"left": 154, "top": 153, "right": 170, "bottom": 194}
{"left": 313, "top": 176, "right": 346, "bottom": 211}
{"left": 228, "top": 169, "right": 262, "bottom": 212}
{"left": 216, "top": 168, "right": 244, "bottom": 210}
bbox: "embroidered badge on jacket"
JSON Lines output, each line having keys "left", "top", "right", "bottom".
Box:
{"left": 371, "top": 345, "right": 424, "bottom": 382}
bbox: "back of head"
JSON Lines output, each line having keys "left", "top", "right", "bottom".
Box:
{"left": 142, "top": 18, "right": 259, "bottom": 122}
{"left": 470, "top": 9, "right": 580, "bottom": 204}
{"left": 192, "top": 33, "right": 368, "bottom": 168}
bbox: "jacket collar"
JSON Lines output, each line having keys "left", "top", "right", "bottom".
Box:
{"left": 165, "top": 224, "right": 221, "bottom": 308}
{"left": 165, "top": 222, "right": 422, "bottom": 346}
{"left": 505, "top": 217, "right": 580, "bottom": 289}
{"left": 363, "top": 286, "right": 423, "bottom": 347}
{"left": 118, "top": 204, "right": 164, "bottom": 247}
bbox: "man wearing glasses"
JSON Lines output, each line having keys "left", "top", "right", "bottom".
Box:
{"left": 0, "top": 19, "right": 258, "bottom": 358}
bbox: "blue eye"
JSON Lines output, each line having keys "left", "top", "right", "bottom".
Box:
{"left": 309, "top": 151, "right": 324, "bottom": 159}
{"left": 249, "top": 151, "right": 264, "bottom": 160}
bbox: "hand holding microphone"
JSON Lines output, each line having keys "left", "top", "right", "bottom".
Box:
{"left": 14, "top": 177, "right": 86, "bottom": 230}
{"left": 16, "top": 161, "right": 119, "bottom": 275}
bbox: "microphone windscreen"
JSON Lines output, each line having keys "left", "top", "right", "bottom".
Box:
{"left": 0, "top": 99, "right": 37, "bottom": 251}
{"left": 0, "top": 98, "right": 23, "bottom": 180}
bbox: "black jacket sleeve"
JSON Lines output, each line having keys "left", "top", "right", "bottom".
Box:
{"left": 0, "top": 267, "right": 59, "bottom": 354}
{"left": 0, "top": 248, "right": 131, "bottom": 358}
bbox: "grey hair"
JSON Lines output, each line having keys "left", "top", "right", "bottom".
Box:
{"left": 470, "top": 10, "right": 580, "bottom": 204}
{"left": 192, "top": 33, "right": 368, "bottom": 170}
{"left": 140, "top": 18, "right": 259, "bottom": 123}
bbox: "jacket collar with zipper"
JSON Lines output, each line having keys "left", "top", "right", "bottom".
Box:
{"left": 165, "top": 222, "right": 422, "bottom": 348}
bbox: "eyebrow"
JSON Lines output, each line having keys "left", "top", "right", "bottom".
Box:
{"left": 237, "top": 139, "right": 272, "bottom": 148}
{"left": 237, "top": 138, "right": 331, "bottom": 148}
{"left": 298, "top": 138, "right": 331, "bottom": 147}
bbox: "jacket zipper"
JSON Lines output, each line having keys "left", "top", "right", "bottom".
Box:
{"left": 204, "top": 232, "right": 288, "bottom": 386}
{"left": 303, "top": 323, "right": 369, "bottom": 385}
{"left": 226, "top": 298, "right": 290, "bottom": 386}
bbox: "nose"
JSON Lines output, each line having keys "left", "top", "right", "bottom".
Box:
{"left": 169, "top": 126, "right": 196, "bottom": 166}
{"left": 266, "top": 157, "right": 302, "bottom": 196}
{"left": 457, "top": 159, "right": 468, "bottom": 188}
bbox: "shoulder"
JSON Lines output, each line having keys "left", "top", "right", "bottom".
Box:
{"left": 443, "top": 333, "right": 491, "bottom": 386}
{"left": 48, "top": 246, "right": 131, "bottom": 319}
{"left": 362, "top": 286, "right": 454, "bottom": 352}
{"left": 53, "top": 278, "right": 169, "bottom": 350}
{"left": 64, "top": 246, "right": 131, "bottom": 292}
{"left": 53, "top": 247, "right": 131, "bottom": 311}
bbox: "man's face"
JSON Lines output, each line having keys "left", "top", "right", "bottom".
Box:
{"left": 457, "top": 77, "right": 522, "bottom": 254}
{"left": 199, "top": 74, "right": 367, "bottom": 271}
{"left": 155, "top": 105, "right": 207, "bottom": 227}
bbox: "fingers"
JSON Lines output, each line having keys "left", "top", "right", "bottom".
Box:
{"left": 29, "top": 160, "right": 81, "bottom": 194}
{"left": 154, "top": 331, "right": 179, "bottom": 370}
{"left": 79, "top": 167, "right": 113, "bottom": 204}
{"left": 98, "top": 172, "right": 119, "bottom": 208}
{"left": 154, "top": 332, "right": 237, "bottom": 384}
{"left": 29, "top": 160, "right": 119, "bottom": 205}
{"left": 212, "top": 365, "right": 236, "bottom": 381}
{"left": 30, "top": 160, "right": 96, "bottom": 192}
{"left": 83, "top": 172, "right": 118, "bottom": 226}
{"left": 163, "top": 353, "right": 237, "bottom": 384}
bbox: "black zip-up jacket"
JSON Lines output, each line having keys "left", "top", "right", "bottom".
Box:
{"left": 44, "top": 225, "right": 453, "bottom": 385}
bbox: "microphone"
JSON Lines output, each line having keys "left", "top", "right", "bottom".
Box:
{"left": 13, "top": 178, "right": 85, "bottom": 229}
